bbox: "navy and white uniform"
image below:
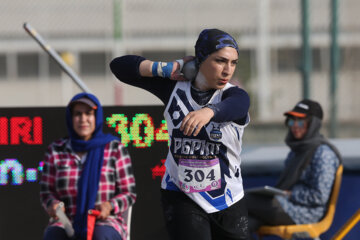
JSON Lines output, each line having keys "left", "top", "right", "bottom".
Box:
{"left": 110, "top": 55, "right": 250, "bottom": 214}
{"left": 162, "top": 81, "right": 249, "bottom": 213}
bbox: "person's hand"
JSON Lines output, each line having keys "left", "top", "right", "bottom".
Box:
{"left": 96, "top": 201, "right": 113, "bottom": 220}
{"left": 47, "top": 201, "right": 63, "bottom": 219}
{"left": 170, "top": 56, "right": 195, "bottom": 81}
{"left": 180, "top": 107, "right": 214, "bottom": 136}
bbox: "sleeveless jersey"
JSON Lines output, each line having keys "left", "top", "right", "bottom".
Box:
{"left": 161, "top": 81, "right": 249, "bottom": 213}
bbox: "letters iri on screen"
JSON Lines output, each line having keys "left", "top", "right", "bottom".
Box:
{"left": 0, "top": 107, "right": 169, "bottom": 186}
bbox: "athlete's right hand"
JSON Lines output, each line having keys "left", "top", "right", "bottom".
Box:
{"left": 170, "top": 56, "right": 195, "bottom": 81}
{"left": 180, "top": 107, "right": 214, "bottom": 136}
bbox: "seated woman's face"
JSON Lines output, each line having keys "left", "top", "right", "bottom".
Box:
{"left": 198, "top": 47, "right": 238, "bottom": 90}
{"left": 72, "top": 103, "right": 96, "bottom": 141}
{"left": 287, "top": 117, "right": 309, "bottom": 140}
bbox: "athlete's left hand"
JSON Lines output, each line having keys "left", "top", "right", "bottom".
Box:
{"left": 96, "top": 201, "right": 112, "bottom": 220}
{"left": 180, "top": 107, "right": 215, "bottom": 136}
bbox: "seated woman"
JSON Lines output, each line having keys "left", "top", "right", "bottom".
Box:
{"left": 246, "top": 99, "right": 342, "bottom": 234}
{"left": 40, "top": 93, "right": 136, "bottom": 240}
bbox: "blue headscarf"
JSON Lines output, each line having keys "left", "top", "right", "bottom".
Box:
{"left": 66, "top": 92, "right": 118, "bottom": 239}
{"left": 195, "top": 28, "right": 239, "bottom": 67}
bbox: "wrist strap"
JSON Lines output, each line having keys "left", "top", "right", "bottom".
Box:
{"left": 152, "top": 61, "right": 173, "bottom": 78}
{"left": 175, "top": 59, "right": 184, "bottom": 72}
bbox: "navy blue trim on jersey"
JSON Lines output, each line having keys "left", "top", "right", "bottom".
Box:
{"left": 168, "top": 98, "right": 186, "bottom": 127}
{"left": 176, "top": 88, "right": 194, "bottom": 112}
{"left": 231, "top": 123, "right": 241, "bottom": 140}
{"left": 164, "top": 174, "right": 180, "bottom": 191}
{"left": 199, "top": 192, "right": 227, "bottom": 211}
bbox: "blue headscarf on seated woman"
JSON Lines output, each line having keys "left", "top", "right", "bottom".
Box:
{"left": 65, "top": 92, "right": 118, "bottom": 239}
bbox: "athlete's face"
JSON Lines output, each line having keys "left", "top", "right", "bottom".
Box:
{"left": 195, "top": 47, "right": 238, "bottom": 91}
{"left": 72, "top": 103, "right": 96, "bottom": 141}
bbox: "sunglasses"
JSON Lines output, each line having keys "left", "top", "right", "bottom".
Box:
{"left": 287, "top": 118, "right": 307, "bottom": 128}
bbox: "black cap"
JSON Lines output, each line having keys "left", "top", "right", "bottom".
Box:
{"left": 284, "top": 99, "right": 323, "bottom": 120}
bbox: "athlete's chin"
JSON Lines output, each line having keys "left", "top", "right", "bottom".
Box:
{"left": 215, "top": 84, "right": 226, "bottom": 89}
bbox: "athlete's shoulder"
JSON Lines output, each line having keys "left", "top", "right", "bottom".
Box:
{"left": 222, "top": 85, "right": 249, "bottom": 101}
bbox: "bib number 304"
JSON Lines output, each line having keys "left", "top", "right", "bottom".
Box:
{"left": 178, "top": 158, "right": 221, "bottom": 193}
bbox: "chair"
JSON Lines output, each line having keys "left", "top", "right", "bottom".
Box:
{"left": 86, "top": 206, "right": 133, "bottom": 240}
{"left": 123, "top": 206, "right": 133, "bottom": 240}
{"left": 331, "top": 208, "right": 360, "bottom": 240}
{"left": 257, "top": 165, "right": 343, "bottom": 240}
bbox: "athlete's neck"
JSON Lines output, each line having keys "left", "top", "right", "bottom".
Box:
{"left": 193, "top": 71, "right": 210, "bottom": 91}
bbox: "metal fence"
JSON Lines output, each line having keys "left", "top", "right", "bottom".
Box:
{"left": 0, "top": 0, "right": 359, "bottom": 126}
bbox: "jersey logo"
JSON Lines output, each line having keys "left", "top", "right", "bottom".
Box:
{"left": 210, "top": 124, "right": 222, "bottom": 141}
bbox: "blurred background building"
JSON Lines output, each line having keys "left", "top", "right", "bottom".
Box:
{"left": 0, "top": 0, "right": 359, "bottom": 141}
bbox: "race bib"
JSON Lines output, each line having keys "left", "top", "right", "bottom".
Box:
{"left": 178, "top": 158, "right": 221, "bottom": 193}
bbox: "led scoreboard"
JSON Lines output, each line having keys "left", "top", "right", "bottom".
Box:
{"left": 0, "top": 106, "right": 169, "bottom": 240}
